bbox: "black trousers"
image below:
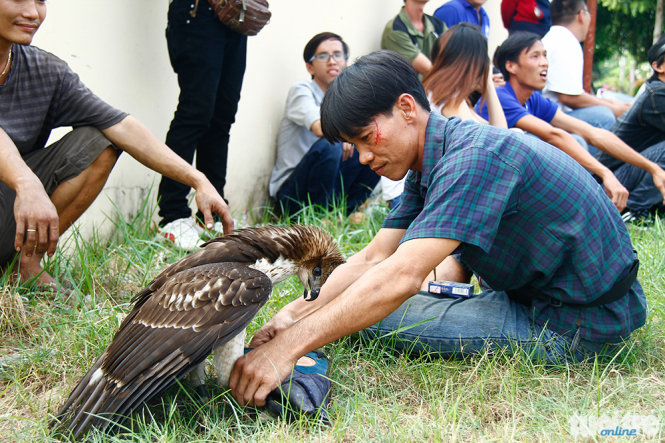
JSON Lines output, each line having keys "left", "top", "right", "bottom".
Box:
{"left": 158, "top": 0, "right": 247, "bottom": 225}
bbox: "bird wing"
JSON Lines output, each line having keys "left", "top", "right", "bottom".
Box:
{"left": 54, "top": 262, "right": 271, "bottom": 439}
{"left": 132, "top": 240, "right": 267, "bottom": 307}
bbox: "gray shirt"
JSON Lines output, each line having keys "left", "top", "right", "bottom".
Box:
{"left": 0, "top": 44, "right": 127, "bottom": 155}
{"left": 269, "top": 80, "right": 323, "bottom": 197}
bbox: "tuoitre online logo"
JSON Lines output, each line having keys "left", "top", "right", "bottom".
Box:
{"left": 569, "top": 412, "right": 660, "bottom": 437}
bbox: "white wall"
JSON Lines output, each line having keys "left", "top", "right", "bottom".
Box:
{"left": 32, "top": 0, "right": 505, "bottom": 237}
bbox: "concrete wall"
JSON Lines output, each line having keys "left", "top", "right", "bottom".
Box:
{"left": 32, "top": 0, "right": 506, "bottom": 236}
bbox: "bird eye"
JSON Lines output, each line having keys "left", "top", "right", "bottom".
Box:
{"left": 313, "top": 266, "right": 321, "bottom": 277}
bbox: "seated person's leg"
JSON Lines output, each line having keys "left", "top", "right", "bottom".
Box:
{"left": 338, "top": 149, "right": 380, "bottom": 214}
{"left": 613, "top": 140, "right": 665, "bottom": 213}
{"left": 359, "top": 289, "right": 611, "bottom": 365}
{"left": 420, "top": 254, "right": 471, "bottom": 291}
{"left": 276, "top": 138, "right": 343, "bottom": 214}
{"left": 381, "top": 176, "right": 405, "bottom": 209}
{"left": 565, "top": 105, "right": 616, "bottom": 130}
{"left": 0, "top": 127, "right": 119, "bottom": 286}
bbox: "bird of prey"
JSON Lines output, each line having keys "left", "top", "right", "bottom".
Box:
{"left": 52, "top": 224, "right": 345, "bottom": 439}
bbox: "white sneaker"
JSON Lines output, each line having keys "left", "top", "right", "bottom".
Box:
{"left": 158, "top": 217, "right": 204, "bottom": 251}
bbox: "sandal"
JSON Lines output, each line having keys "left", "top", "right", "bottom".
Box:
{"left": 244, "top": 348, "right": 331, "bottom": 424}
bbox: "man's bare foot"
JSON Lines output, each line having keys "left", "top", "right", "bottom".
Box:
{"left": 17, "top": 249, "right": 57, "bottom": 287}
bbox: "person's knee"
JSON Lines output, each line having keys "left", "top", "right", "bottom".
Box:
{"left": 83, "top": 146, "right": 119, "bottom": 188}
{"left": 310, "top": 138, "right": 343, "bottom": 163}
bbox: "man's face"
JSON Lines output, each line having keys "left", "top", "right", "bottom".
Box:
{"left": 509, "top": 40, "right": 549, "bottom": 90}
{"left": 0, "top": 0, "right": 45, "bottom": 46}
{"left": 343, "top": 103, "right": 420, "bottom": 181}
{"left": 306, "top": 39, "right": 347, "bottom": 91}
{"left": 579, "top": 4, "right": 591, "bottom": 39}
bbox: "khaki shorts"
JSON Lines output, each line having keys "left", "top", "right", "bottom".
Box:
{"left": 0, "top": 127, "right": 116, "bottom": 267}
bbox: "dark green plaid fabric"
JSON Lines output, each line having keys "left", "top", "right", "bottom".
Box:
{"left": 384, "top": 114, "right": 646, "bottom": 343}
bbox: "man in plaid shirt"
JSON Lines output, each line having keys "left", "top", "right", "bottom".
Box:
{"left": 229, "top": 50, "right": 646, "bottom": 407}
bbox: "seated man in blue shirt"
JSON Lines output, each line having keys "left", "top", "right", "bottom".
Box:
{"left": 268, "top": 32, "right": 378, "bottom": 216}
{"left": 477, "top": 32, "right": 665, "bottom": 216}
{"left": 434, "top": 0, "right": 490, "bottom": 39}
{"left": 229, "top": 50, "right": 646, "bottom": 407}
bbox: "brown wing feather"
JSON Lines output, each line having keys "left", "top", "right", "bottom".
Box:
{"left": 54, "top": 262, "right": 271, "bottom": 438}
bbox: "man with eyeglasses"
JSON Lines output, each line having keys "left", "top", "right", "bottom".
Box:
{"left": 268, "top": 32, "right": 379, "bottom": 216}
{"left": 542, "top": 0, "right": 629, "bottom": 129}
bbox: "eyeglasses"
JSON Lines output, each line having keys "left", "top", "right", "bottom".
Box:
{"left": 308, "top": 52, "right": 347, "bottom": 63}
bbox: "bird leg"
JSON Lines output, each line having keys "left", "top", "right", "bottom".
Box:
{"left": 189, "top": 361, "right": 209, "bottom": 401}
{"left": 214, "top": 328, "right": 246, "bottom": 387}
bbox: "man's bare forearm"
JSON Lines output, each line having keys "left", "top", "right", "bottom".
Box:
{"left": 102, "top": 116, "right": 209, "bottom": 191}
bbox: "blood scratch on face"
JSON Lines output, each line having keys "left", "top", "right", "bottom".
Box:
{"left": 373, "top": 118, "right": 382, "bottom": 145}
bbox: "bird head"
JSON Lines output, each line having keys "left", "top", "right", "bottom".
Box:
{"left": 291, "top": 226, "right": 345, "bottom": 301}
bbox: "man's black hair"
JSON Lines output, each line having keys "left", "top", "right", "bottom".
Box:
{"left": 320, "top": 50, "right": 431, "bottom": 142}
{"left": 648, "top": 34, "right": 665, "bottom": 81}
{"left": 493, "top": 32, "right": 542, "bottom": 81}
{"left": 303, "top": 32, "right": 349, "bottom": 63}
{"left": 550, "top": 0, "right": 587, "bottom": 26}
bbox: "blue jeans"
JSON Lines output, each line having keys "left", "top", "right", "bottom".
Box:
{"left": 565, "top": 105, "right": 616, "bottom": 130}
{"left": 276, "top": 138, "right": 379, "bottom": 215}
{"left": 158, "top": 0, "right": 247, "bottom": 225}
{"left": 359, "top": 290, "right": 623, "bottom": 364}
{"left": 613, "top": 140, "right": 665, "bottom": 211}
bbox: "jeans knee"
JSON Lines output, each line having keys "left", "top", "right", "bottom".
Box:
{"left": 310, "top": 138, "right": 343, "bottom": 163}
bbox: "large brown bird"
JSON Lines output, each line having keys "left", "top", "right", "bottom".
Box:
{"left": 52, "top": 225, "right": 345, "bottom": 439}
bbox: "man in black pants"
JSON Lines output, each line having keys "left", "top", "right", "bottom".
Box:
{"left": 158, "top": 0, "right": 247, "bottom": 250}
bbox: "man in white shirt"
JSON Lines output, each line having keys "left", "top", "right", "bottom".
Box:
{"left": 268, "top": 32, "right": 378, "bottom": 216}
{"left": 542, "top": 0, "right": 629, "bottom": 129}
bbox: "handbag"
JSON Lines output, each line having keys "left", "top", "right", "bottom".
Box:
{"left": 207, "top": 0, "right": 271, "bottom": 36}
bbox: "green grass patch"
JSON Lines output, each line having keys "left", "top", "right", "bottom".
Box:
{"left": 1, "top": 199, "right": 664, "bottom": 441}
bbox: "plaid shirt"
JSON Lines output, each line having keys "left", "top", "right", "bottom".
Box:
{"left": 384, "top": 113, "right": 646, "bottom": 343}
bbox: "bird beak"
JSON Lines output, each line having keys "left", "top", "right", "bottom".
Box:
{"left": 299, "top": 268, "right": 322, "bottom": 302}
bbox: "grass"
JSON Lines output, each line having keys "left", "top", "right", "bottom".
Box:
{"left": 0, "top": 198, "right": 664, "bottom": 441}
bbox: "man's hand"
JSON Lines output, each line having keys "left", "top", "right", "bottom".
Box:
{"left": 491, "top": 72, "right": 505, "bottom": 88}
{"left": 193, "top": 182, "right": 234, "bottom": 235}
{"left": 600, "top": 171, "right": 629, "bottom": 212}
{"left": 228, "top": 342, "right": 297, "bottom": 407}
{"left": 13, "top": 178, "right": 59, "bottom": 257}
{"left": 249, "top": 309, "right": 296, "bottom": 347}
{"left": 342, "top": 142, "right": 354, "bottom": 161}
{"left": 650, "top": 166, "right": 665, "bottom": 206}
{"left": 604, "top": 98, "right": 631, "bottom": 118}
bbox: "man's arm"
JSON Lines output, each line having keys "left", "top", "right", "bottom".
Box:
{"left": 102, "top": 116, "right": 233, "bottom": 233}
{"left": 551, "top": 111, "right": 665, "bottom": 205}
{"left": 381, "top": 29, "right": 431, "bottom": 76}
{"left": 230, "top": 235, "right": 461, "bottom": 406}
{"left": 411, "top": 53, "right": 433, "bottom": 76}
{"left": 0, "top": 128, "right": 59, "bottom": 257}
{"left": 250, "top": 227, "right": 406, "bottom": 346}
{"left": 515, "top": 113, "right": 629, "bottom": 211}
{"left": 557, "top": 92, "right": 630, "bottom": 118}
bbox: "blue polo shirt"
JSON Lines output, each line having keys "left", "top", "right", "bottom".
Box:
{"left": 476, "top": 81, "right": 558, "bottom": 128}
{"left": 434, "top": 0, "right": 490, "bottom": 39}
{"left": 383, "top": 113, "right": 646, "bottom": 343}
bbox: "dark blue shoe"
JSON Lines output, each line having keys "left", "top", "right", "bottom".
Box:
{"left": 244, "top": 348, "right": 331, "bottom": 424}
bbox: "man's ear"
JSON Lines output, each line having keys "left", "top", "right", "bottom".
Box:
{"left": 652, "top": 60, "right": 665, "bottom": 74}
{"left": 396, "top": 93, "right": 417, "bottom": 120}
{"left": 505, "top": 60, "right": 518, "bottom": 76}
{"left": 305, "top": 62, "right": 315, "bottom": 77}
